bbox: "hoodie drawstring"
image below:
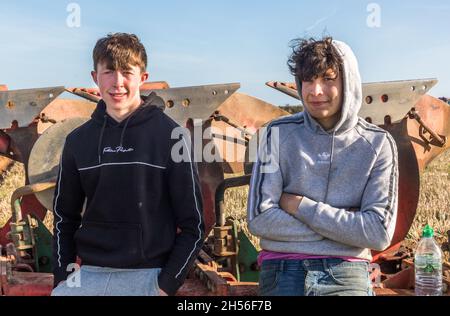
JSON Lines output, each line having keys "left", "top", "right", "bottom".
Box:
{"left": 119, "top": 114, "right": 133, "bottom": 148}
{"left": 330, "top": 131, "right": 336, "bottom": 165}
{"left": 97, "top": 115, "right": 107, "bottom": 164}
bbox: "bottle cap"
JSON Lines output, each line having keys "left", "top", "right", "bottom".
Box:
{"left": 422, "top": 225, "right": 434, "bottom": 238}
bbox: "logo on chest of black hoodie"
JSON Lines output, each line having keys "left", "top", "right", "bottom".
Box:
{"left": 103, "top": 146, "right": 135, "bottom": 154}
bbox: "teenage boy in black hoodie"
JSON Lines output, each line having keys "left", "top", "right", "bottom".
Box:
{"left": 51, "top": 33, "right": 204, "bottom": 296}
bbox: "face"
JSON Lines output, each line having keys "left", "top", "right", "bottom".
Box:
{"left": 91, "top": 62, "right": 149, "bottom": 117}
{"left": 301, "top": 68, "right": 343, "bottom": 130}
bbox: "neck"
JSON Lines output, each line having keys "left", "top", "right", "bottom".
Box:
{"left": 317, "top": 114, "right": 340, "bottom": 131}
{"left": 317, "top": 118, "right": 338, "bottom": 131}
{"left": 106, "top": 99, "right": 143, "bottom": 123}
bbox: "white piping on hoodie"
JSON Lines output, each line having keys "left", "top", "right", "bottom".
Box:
{"left": 54, "top": 144, "right": 65, "bottom": 268}
{"left": 175, "top": 136, "right": 202, "bottom": 279}
{"left": 78, "top": 161, "right": 166, "bottom": 171}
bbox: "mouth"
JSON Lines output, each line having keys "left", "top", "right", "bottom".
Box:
{"left": 309, "top": 101, "right": 329, "bottom": 107}
{"left": 108, "top": 92, "right": 128, "bottom": 101}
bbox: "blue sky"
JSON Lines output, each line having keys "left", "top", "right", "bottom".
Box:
{"left": 0, "top": 0, "right": 449, "bottom": 106}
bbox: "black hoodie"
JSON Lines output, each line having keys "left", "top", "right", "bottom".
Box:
{"left": 52, "top": 94, "right": 205, "bottom": 295}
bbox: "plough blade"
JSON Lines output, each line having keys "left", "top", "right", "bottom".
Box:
{"left": 0, "top": 87, "right": 65, "bottom": 129}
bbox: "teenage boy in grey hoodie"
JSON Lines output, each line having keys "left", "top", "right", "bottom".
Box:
{"left": 247, "top": 37, "right": 398, "bottom": 296}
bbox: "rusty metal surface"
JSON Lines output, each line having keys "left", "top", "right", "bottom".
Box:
{"left": 213, "top": 225, "right": 237, "bottom": 257}
{"left": 374, "top": 288, "right": 416, "bottom": 296}
{"left": 5, "top": 124, "right": 40, "bottom": 168}
{"left": 177, "top": 278, "right": 217, "bottom": 296}
{"left": 374, "top": 256, "right": 450, "bottom": 296}
{"left": 408, "top": 95, "right": 450, "bottom": 171}
{"left": 371, "top": 119, "right": 421, "bottom": 259}
{"left": 29, "top": 118, "right": 89, "bottom": 210}
{"left": 0, "top": 256, "right": 53, "bottom": 296}
{"left": 372, "top": 96, "right": 450, "bottom": 259}
{"left": 195, "top": 160, "right": 222, "bottom": 237}
{"left": 177, "top": 259, "right": 258, "bottom": 296}
{"left": 0, "top": 87, "right": 65, "bottom": 129}
{"left": 141, "top": 81, "right": 170, "bottom": 90}
{"left": 266, "top": 79, "right": 438, "bottom": 125}
{"left": 266, "top": 81, "right": 299, "bottom": 99}
{"left": 408, "top": 109, "right": 446, "bottom": 147}
{"left": 10, "top": 183, "right": 56, "bottom": 215}
{"left": 380, "top": 266, "right": 415, "bottom": 291}
{"left": 37, "top": 98, "right": 96, "bottom": 134}
{"left": 0, "top": 131, "right": 11, "bottom": 155}
{"left": 177, "top": 278, "right": 258, "bottom": 296}
{"left": 144, "top": 83, "right": 241, "bottom": 126}
{"left": 177, "top": 279, "right": 258, "bottom": 296}
{"left": 66, "top": 88, "right": 101, "bottom": 103}
{"left": 211, "top": 92, "right": 289, "bottom": 173}
{"left": 192, "top": 119, "right": 224, "bottom": 236}
{"left": 361, "top": 79, "right": 437, "bottom": 124}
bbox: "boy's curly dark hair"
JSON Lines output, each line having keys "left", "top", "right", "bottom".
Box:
{"left": 288, "top": 37, "right": 343, "bottom": 82}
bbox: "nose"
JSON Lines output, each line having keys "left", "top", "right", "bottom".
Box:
{"left": 112, "top": 71, "right": 125, "bottom": 87}
{"left": 309, "top": 81, "right": 324, "bottom": 96}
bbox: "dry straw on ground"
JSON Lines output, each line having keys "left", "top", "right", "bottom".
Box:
{"left": 0, "top": 162, "right": 25, "bottom": 227}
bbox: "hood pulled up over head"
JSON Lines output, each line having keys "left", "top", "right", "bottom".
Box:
{"left": 295, "top": 40, "right": 363, "bottom": 134}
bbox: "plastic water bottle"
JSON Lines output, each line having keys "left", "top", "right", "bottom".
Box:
{"left": 414, "top": 225, "right": 443, "bottom": 296}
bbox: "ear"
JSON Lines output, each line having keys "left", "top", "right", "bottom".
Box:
{"left": 91, "top": 71, "right": 98, "bottom": 86}
{"left": 140, "top": 71, "right": 149, "bottom": 85}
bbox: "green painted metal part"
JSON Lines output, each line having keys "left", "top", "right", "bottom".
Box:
{"left": 237, "top": 228, "right": 259, "bottom": 282}
{"left": 10, "top": 195, "right": 53, "bottom": 273}
{"left": 224, "top": 217, "right": 259, "bottom": 282}
{"left": 231, "top": 219, "right": 240, "bottom": 282}
{"left": 31, "top": 214, "right": 53, "bottom": 273}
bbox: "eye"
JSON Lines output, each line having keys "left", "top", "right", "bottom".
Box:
{"left": 325, "top": 77, "right": 336, "bottom": 81}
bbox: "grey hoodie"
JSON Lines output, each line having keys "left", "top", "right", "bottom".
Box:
{"left": 247, "top": 41, "right": 398, "bottom": 260}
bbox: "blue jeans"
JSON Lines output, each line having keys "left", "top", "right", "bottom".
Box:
{"left": 259, "top": 259, "right": 374, "bottom": 296}
{"left": 51, "top": 266, "right": 161, "bottom": 296}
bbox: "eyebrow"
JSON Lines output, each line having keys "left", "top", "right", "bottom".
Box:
{"left": 324, "top": 72, "right": 338, "bottom": 79}
{"left": 324, "top": 70, "right": 336, "bottom": 76}
{"left": 102, "top": 67, "right": 134, "bottom": 72}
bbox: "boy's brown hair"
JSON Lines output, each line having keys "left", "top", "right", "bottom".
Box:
{"left": 288, "top": 36, "right": 343, "bottom": 82}
{"left": 93, "top": 33, "right": 147, "bottom": 73}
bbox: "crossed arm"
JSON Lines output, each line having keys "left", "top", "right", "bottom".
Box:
{"left": 247, "top": 134, "right": 398, "bottom": 251}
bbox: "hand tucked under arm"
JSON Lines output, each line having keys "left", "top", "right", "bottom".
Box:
{"left": 280, "top": 193, "right": 358, "bottom": 215}
{"left": 279, "top": 193, "right": 303, "bottom": 215}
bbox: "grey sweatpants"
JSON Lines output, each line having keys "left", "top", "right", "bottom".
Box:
{"left": 51, "top": 265, "right": 161, "bottom": 296}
